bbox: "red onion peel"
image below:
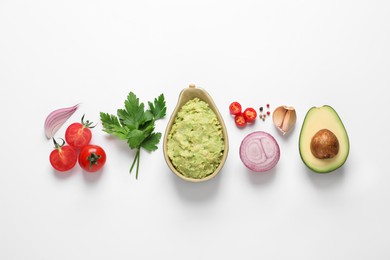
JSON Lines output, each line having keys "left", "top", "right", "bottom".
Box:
{"left": 44, "top": 104, "right": 79, "bottom": 139}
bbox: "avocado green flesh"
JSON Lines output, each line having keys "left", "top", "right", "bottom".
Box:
{"left": 299, "top": 105, "right": 349, "bottom": 173}
{"left": 167, "top": 98, "right": 224, "bottom": 179}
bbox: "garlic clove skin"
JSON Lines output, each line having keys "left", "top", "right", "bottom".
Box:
{"left": 272, "top": 106, "right": 297, "bottom": 135}
{"left": 272, "top": 106, "right": 287, "bottom": 128}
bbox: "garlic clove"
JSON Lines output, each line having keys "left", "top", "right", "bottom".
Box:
{"left": 272, "top": 106, "right": 287, "bottom": 128}
{"left": 281, "top": 109, "right": 297, "bottom": 134}
{"left": 272, "top": 106, "right": 297, "bottom": 135}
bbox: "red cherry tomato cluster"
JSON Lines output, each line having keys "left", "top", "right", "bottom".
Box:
{"left": 229, "top": 102, "right": 257, "bottom": 127}
{"left": 49, "top": 115, "right": 106, "bottom": 173}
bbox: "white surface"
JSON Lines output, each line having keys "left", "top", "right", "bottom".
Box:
{"left": 0, "top": 1, "right": 389, "bottom": 259}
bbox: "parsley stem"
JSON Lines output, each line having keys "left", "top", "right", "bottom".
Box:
{"left": 136, "top": 148, "right": 140, "bottom": 179}
{"left": 129, "top": 147, "right": 140, "bottom": 174}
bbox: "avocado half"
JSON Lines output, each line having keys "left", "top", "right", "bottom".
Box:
{"left": 299, "top": 105, "right": 350, "bottom": 173}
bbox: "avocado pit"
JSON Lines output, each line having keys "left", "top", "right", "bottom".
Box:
{"left": 310, "top": 129, "right": 339, "bottom": 159}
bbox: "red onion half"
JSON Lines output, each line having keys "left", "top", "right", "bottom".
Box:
{"left": 239, "top": 131, "right": 280, "bottom": 172}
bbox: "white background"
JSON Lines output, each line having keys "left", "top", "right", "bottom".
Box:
{"left": 0, "top": 0, "right": 389, "bottom": 259}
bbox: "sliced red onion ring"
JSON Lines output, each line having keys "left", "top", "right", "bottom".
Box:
{"left": 239, "top": 131, "right": 280, "bottom": 172}
{"left": 44, "top": 104, "right": 79, "bottom": 139}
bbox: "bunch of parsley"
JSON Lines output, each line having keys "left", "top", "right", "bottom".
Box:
{"left": 100, "top": 92, "right": 166, "bottom": 179}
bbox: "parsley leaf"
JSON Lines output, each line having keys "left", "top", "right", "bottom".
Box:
{"left": 141, "top": 132, "right": 162, "bottom": 152}
{"left": 99, "top": 112, "right": 128, "bottom": 140}
{"left": 148, "top": 94, "right": 166, "bottom": 120}
{"left": 100, "top": 92, "right": 166, "bottom": 179}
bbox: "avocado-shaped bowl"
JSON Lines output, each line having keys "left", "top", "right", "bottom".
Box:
{"left": 163, "top": 84, "right": 229, "bottom": 182}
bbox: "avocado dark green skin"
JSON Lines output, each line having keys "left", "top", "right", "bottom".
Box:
{"left": 298, "top": 105, "right": 350, "bottom": 174}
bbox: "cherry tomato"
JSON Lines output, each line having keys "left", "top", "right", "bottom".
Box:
{"left": 65, "top": 114, "right": 95, "bottom": 149}
{"left": 78, "top": 145, "right": 107, "bottom": 172}
{"left": 234, "top": 113, "right": 246, "bottom": 127}
{"left": 243, "top": 107, "right": 257, "bottom": 123}
{"left": 49, "top": 138, "right": 77, "bottom": 172}
{"left": 229, "top": 102, "right": 242, "bottom": 115}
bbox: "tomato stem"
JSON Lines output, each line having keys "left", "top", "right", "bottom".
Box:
{"left": 87, "top": 152, "right": 101, "bottom": 168}
{"left": 81, "top": 114, "right": 97, "bottom": 129}
{"left": 52, "top": 137, "right": 65, "bottom": 149}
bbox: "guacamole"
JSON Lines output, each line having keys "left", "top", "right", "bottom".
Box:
{"left": 167, "top": 98, "right": 224, "bottom": 179}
